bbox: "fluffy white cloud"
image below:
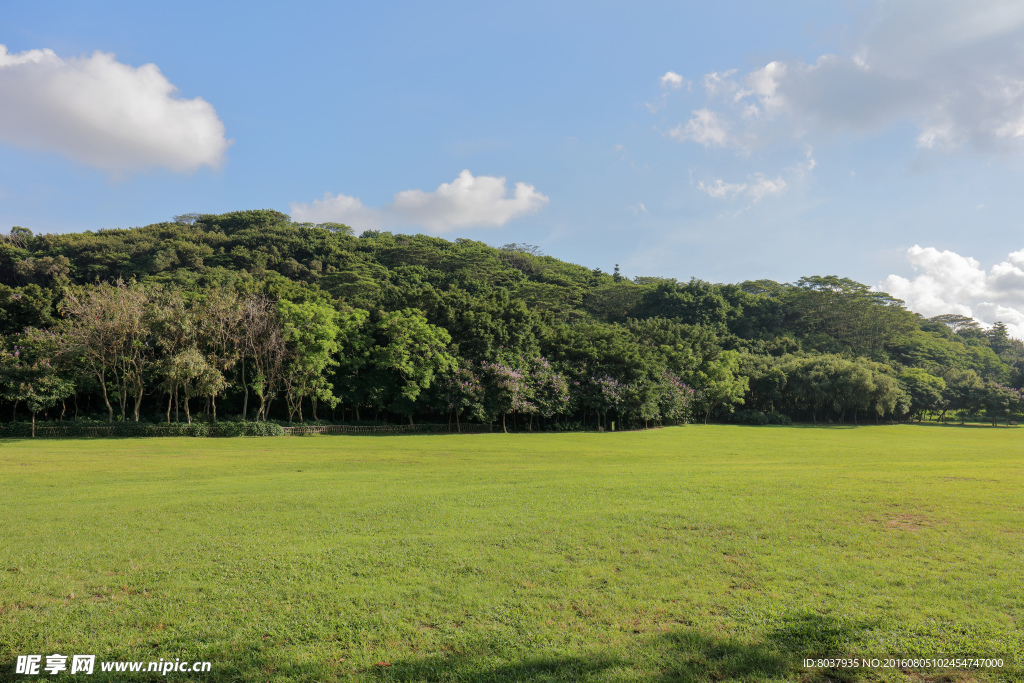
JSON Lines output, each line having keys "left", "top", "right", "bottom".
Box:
{"left": 881, "top": 245, "right": 1024, "bottom": 338}
{"left": 290, "top": 170, "right": 549, "bottom": 233}
{"left": 660, "top": 71, "right": 686, "bottom": 89}
{"left": 0, "top": 45, "right": 229, "bottom": 172}
{"left": 665, "top": 0, "right": 1024, "bottom": 154}
{"left": 697, "top": 173, "right": 786, "bottom": 200}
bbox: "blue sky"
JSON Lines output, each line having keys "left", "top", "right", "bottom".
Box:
{"left": 5, "top": 1, "right": 1024, "bottom": 334}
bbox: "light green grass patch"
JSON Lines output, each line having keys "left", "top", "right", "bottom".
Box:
{"left": 1, "top": 425, "right": 1021, "bottom": 682}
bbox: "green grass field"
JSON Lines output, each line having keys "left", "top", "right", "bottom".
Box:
{"left": 1, "top": 425, "right": 1021, "bottom": 682}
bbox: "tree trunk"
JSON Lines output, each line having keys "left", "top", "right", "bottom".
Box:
{"left": 31, "top": 411, "right": 36, "bottom": 438}
{"left": 184, "top": 396, "right": 191, "bottom": 424}
{"left": 120, "top": 379, "right": 128, "bottom": 422}
{"left": 99, "top": 372, "right": 114, "bottom": 424}
{"left": 502, "top": 413, "right": 507, "bottom": 433}
{"left": 408, "top": 414, "right": 414, "bottom": 426}
{"left": 241, "top": 363, "right": 248, "bottom": 421}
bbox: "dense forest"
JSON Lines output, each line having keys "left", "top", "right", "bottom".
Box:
{"left": 2, "top": 209, "right": 1023, "bottom": 434}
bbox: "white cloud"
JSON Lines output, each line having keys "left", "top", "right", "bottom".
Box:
{"left": 697, "top": 173, "right": 786, "bottom": 201}
{"left": 746, "top": 174, "right": 788, "bottom": 200}
{"left": 647, "top": 71, "right": 689, "bottom": 112}
{"left": 701, "top": 69, "right": 739, "bottom": 98}
{"left": 292, "top": 193, "right": 383, "bottom": 230}
{"left": 881, "top": 245, "right": 1024, "bottom": 338}
{"left": 697, "top": 178, "right": 746, "bottom": 199}
{"left": 290, "top": 170, "right": 549, "bottom": 233}
{"left": 663, "top": 1, "right": 1024, "bottom": 155}
{"left": 0, "top": 45, "right": 229, "bottom": 172}
{"left": 660, "top": 71, "right": 686, "bottom": 89}
{"left": 803, "top": 145, "right": 817, "bottom": 171}
{"left": 670, "top": 109, "right": 730, "bottom": 147}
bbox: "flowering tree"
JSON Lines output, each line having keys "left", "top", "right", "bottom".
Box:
{"left": 433, "top": 362, "right": 486, "bottom": 431}
{"left": 480, "top": 360, "right": 534, "bottom": 432}
{"left": 657, "top": 371, "right": 694, "bottom": 424}
{"left": 528, "top": 357, "right": 570, "bottom": 426}
{"left": 578, "top": 372, "right": 624, "bottom": 430}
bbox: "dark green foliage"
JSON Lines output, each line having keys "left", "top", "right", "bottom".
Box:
{"left": 0, "top": 285, "right": 60, "bottom": 335}
{"left": 0, "top": 419, "right": 284, "bottom": 437}
{"left": 3, "top": 211, "right": 1023, "bottom": 430}
{"left": 209, "top": 420, "right": 284, "bottom": 436}
{"left": 729, "top": 409, "right": 793, "bottom": 425}
{"left": 631, "top": 278, "right": 738, "bottom": 330}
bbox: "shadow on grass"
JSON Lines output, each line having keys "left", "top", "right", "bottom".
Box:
{"left": 371, "top": 653, "right": 624, "bottom": 682}
{"left": 901, "top": 421, "right": 1017, "bottom": 429}
{"left": 653, "top": 613, "right": 873, "bottom": 682}
{"left": 752, "top": 423, "right": 861, "bottom": 429}
{"left": 367, "top": 613, "right": 875, "bottom": 683}
{"left": 4, "top": 614, "right": 1008, "bottom": 682}
{"left": 745, "top": 421, "right": 1018, "bottom": 430}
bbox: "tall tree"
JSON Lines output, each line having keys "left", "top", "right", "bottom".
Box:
{"left": 241, "top": 294, "right": 287, "bottom": 421}
{"left": 278, "top": 298, "right": 343, "bottom": 422}
{"left": 57, "top": 280, "right": 153, "bottom": 423}
{"left": 368, "top": 308, "right": 456, "bottom": 424}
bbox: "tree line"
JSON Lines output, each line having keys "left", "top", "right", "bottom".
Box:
{"left": 2, "top": 210, "right": 1023, "bottom": 433}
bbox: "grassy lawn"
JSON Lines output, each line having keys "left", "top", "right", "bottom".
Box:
{"left": 1, "top": 425, "right": 1021, "bottom": 682}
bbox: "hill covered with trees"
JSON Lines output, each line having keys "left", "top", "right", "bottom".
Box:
{"left": 2, "top": 209, "right": 1023, "bottom": 432}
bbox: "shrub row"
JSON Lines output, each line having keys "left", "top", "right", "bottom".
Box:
{"left": 0, "top": 421, "right": 285, "bottom": 438}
